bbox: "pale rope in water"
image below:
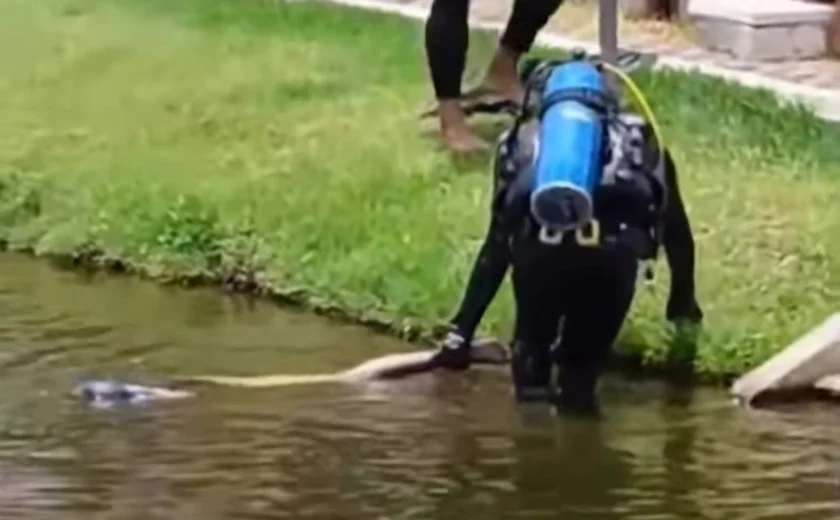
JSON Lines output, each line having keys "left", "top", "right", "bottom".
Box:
{"left": 180, "top": 340, "right": 509, "bottom": 388}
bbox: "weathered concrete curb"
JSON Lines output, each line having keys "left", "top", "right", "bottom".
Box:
{"left": 320, "top": 0, "right": 840, "bottom": 122}
{"left": 730, "top": 313, "right": 840, "bottom": 406}
{"left": 815, "top": 374, "right": 840, "bottom": 396}
{"left": 688, "top": 0, "right": 834, "bottom": 62}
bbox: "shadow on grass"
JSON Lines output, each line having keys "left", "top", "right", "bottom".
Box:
{"left": 441, "top": 117, "right": 513, "bottom": 172}
{"left": 416, "top": 117, "right": 511, "bottom": 173}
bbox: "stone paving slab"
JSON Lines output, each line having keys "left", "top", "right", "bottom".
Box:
{"left": 689, "top": 0, "right": 834, "bottom": 26}
{"left": 688, "top": 0, "right": 834, "bottom": 62}
{"left": 473, "top": 0, "right": 840, "bottom": 91}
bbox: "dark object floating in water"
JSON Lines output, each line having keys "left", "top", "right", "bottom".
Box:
{"left": 72, "top": 380, "right": 195, "bottom": 408}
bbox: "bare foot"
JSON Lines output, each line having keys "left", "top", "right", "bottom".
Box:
{"left": 437, "top": 99, "right": 489, "bottom": 154}
{"left": 442, "top": 126, "right": 490, "bottom": 154}
{"left": 477, "top": 45, "right": 526, "bottom": 104}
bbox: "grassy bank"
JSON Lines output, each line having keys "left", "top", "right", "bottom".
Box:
{"left": 1, "top": 0, "right": 839, "bottom": 378}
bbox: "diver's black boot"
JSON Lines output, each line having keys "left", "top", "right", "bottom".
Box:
{"left": 430, "top": 327, "right": 472, "bottom": 371}
{"left": 510, "top": 341, "right": 553, "bottom": 402}
{"left": 554, "top": 368, "right": 602, "bottom": 418}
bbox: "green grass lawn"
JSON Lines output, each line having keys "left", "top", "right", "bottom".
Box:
{"left": 1, "top": 0, "right": 839, "bottom": 378}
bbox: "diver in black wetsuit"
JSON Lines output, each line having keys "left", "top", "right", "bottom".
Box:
{"left": 430, "top": 59, "right": 704, "bottom": 414}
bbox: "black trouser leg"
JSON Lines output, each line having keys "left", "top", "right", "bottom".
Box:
{"left": 499, "top": 0, "right": 566, "bottom": 54}
{"left": 425, "top": 0, "right": 470, "bottom": 99}
{"left": 424, "top": 0, "right": 565, "bottom": 100}
{"left": 554, "top": 251, "right": 638, "bottom": 415}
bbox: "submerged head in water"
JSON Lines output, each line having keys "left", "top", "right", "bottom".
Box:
{"left": 73, "top": 380, "right": 194, "bottom": 408}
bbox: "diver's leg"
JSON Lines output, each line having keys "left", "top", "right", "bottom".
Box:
{"left": 660, "top": 149, "right": 703, "bottom": 324}
{"left": 424, "top": 0, "right": 489, "bottom": 152}
{"left": 509, "top": 263, "right": 560, "bottom": 402}
{"left": 554, "top": 252, "right": 637, "bottom": 415}
{"left": 472, "top": 0, "right": 566, "bottom": 103}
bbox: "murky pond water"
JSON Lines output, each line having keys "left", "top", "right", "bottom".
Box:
{"left": 0, "top": 255, "right": 838, "bottom": 519}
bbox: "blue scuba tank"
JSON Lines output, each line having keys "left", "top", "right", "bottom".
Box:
{"left": 530, "top": 60, "right": 607, "bottom": 231}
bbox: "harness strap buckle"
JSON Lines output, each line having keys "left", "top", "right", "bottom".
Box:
{"left": 574, "top": 219, "right": 601, "bottom": 247}
{"left": 538, "top": 226, "right": 565, "bottom": 245}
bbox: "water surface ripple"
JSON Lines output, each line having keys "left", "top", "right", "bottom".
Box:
{"left": 0, "top": 255, "right": 836, "bottom": 520}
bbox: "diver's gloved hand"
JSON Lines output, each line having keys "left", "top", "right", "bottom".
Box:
{"left": 430, "top": 327, "right": 473, "bottom": 371}
{"left": 666, "top": 291, "right": 704, "bottom": 325}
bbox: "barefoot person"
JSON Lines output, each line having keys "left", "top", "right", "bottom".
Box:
{"left": 424, "top": 0, "right": 566, "bottom": 152}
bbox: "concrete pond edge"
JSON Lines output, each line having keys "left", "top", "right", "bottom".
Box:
{"left": 730, "top": 313, "right": 840, "bottom": 406}
{"left": 319, "top": 0, "right": 840, "bottom": 122}
{"left": 1, "top": 245, "right": 729, "bottom": 385}
{"left": 11, "top": 237, "right": 840, "bottom": 407}
{"left": 50, "top": 242, "right": 840, "bottom": 408}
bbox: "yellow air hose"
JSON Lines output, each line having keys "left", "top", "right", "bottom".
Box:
{"left": 600, "top": 61, "right": 665, "bottom": 153}
{"left": 599, "top": 61, "right": 666, "bottom": 285}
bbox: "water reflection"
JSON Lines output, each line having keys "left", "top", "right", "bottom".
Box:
{"left": 0, "top": 254, "right": 837, "bottom": 519}
{"left": 660, "top": 383, "right": 703, "bottom": 520}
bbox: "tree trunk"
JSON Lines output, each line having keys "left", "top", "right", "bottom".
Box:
{"left": 827, "top": 1, "right": 840, "bottom": 59}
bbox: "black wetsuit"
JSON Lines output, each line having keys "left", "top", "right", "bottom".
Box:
{"left": 435, "top": 120, "right": 703, "bottom": 413}
{"left": 424, "top": 0, "right": 566, "bottom": 99}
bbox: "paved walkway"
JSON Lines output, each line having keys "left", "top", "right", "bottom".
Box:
{"left": 478, "top": 0, "right": 840, "bottom": 90}
{"left": 332, "top": 0, "right": 840, "bottom": 121}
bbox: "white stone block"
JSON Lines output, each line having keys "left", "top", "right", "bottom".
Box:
{"left": 689, "top": 0, "right": 834, "bottom": 27}
{"left": 731, "top": 313, "right": 840, "bottom": 405}
{"left": 747, "top": 26, "right": 796, "bottom": 61}
{"left": 814, "top": 374, "right": 840, "bottom": 395}
{"left": 688, "top": 0, "right": 833, "bottom": 61}
{"left": 791, "top": 23, "right": 826, "bottom": 57}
